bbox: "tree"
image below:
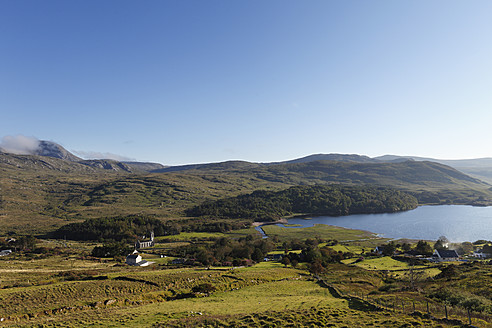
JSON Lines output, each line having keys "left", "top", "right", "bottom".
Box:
{"left": 251, "top": 248, "right": 264, "bottom": 262}
{"left": 457, "top": 242, "right": 473, "bottom": 255}
{"left": 281, "top": 256, "right": 291, "bottom": 267}
{"left": 310, "top": 259, "right": 324, "bottom": 276}
{"left": 407, "top": 264, "right": 425, "bottom": 291}
{"left": 401, "top": 243, "right": 411, "bottom": 252}
{"left": 415, "top": 240, "right": 433, "bottom": 256}
{"left": 15, "top": 235, "right": 37, "bottom": 251}
{"left": 91, "top": 242, "right": 132, "bottom": 258}
{"left": 382, "top": 242, "right": 396, "bottom": 256}
{"left": 434, "top": 236, "right": 449, "bottom": 250}
{"left": 192, "top": 283, "right": 215, "bottom": 295}
{"left": 482, "top": 244, "right": 492, "bottom": 255}
{"left": 437, "top": 265, "right": 457, "bottom": 279}
{"left": 196, "top": 247, "right": 214, "bottom": 267}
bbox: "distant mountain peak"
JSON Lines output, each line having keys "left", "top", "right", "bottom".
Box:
{"left": 279, "top": 153, "right": 379, "bottom": 165}
{"left": 0, "top": 138, "right": 82, "bottom": 162}
{"left": 35, "top": 140, "right": 82, "bottom": 162}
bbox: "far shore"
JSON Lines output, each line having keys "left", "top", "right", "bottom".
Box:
{"left": 252, "top": 218, "right": 288, "bottom": 227}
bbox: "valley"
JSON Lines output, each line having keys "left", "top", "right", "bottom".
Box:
{"left": 1, "top": 145, "right": 492, "bottom": 327}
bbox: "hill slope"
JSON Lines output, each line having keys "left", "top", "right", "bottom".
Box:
{"left": 247, "top": 160, "right": 487, "bottom": 189}
{"left": 1, "top": 151, "right": 491, "bottom": 235}
{"left": 376, "top": 155, "right": 492, "bottom": 184}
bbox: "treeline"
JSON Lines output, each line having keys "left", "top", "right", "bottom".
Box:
{"left": 173, "top": 236, "right": 352, "bottom": 269}
{"left": 172, "top": 236, "right": 275, "bottom": 267}
{"left": 51, "top": 215, "right": 181, "bottom": 242}
{"left": 186, "top": 185, "right": 418, "bottom": 221}
{"left": 177, "top": 218, "right": 252, "bottom": 233}
{"left": 91, "top": 241, "right": 133, "bottom": 258}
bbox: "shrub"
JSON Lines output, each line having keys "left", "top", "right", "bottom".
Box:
{"left": 192, "top": 283, "right": 215, "bottom": 294}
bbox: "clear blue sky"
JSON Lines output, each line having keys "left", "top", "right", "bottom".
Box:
{"left": 2, "top": 1, "right": 492, "bottom": 165}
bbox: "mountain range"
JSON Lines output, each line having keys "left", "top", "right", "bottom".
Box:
{"left": 0, "top": 140, "right": 166, "bottom": 173}
{"left": 1, "top": 139, "right": 492, "bottom": 235}
{"left": 3, "top": 140, "right": 492, "bottom": 181}
{"left": 153, "top": 153, "right": 492, "bottom": 184}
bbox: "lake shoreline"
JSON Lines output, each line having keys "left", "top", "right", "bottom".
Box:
{"left": 282, "top": 205, "right": 492, "bottom": 243}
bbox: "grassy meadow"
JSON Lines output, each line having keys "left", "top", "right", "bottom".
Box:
{"left": 0, "top": 259, "right": 477, "bottom": 328}
{"left": 1, "top": 224, "right": 491, "bottom": 327}
{"left": 261, "top": 223, "right": 385, "bottom": 245}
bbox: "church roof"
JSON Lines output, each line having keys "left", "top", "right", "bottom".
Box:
{"left": 435, "top": 249, "right": 459, "bottom": 258}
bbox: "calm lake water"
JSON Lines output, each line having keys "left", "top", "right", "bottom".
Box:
{"left": 280, "top": 205, "right": 492, "bottom": 242}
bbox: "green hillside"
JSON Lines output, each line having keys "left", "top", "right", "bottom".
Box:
{"left": 1, "top": 153, "right": 491, "bottom": 235}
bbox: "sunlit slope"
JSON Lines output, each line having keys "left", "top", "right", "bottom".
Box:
{"left": 244, "top": 160, "right": 488, "bottom": 189}
{"left": 1, "top": 153, "right": 491, "bottom": 235}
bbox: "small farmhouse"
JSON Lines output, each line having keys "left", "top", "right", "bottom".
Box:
{"left": 136, "top": 231, "right": 154, "bottom": 249}
{"left": 265, "top": 254, "right": 283, "bottom": 261}
{"left": 473, "top": 250, "right": 490, "bottom": 259}
{"left": 125, "top": 251, "right": 150, "bottom": 266}
{"left": 374, "top": 246, "right": 386, "bottom": 255}
{"left": 432, "top": 249, "right": 459, "bottom": 262}
{"left": 0, "top": 250, "right": 12, "bottom": 257}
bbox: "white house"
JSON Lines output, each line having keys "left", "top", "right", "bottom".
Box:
{"left": 0, "top": 250, "right": 12, "bottom": 257}
{"left": 432, "top": 249, "right": 459, "bottom": 262}
{"left": 473, "top": 250, "right": 490, "bottom": 259}
{"left": 125, "top": 251, "right": 150, "bottom": 266}
{"left": 374, "top": 246, "right": 387, "bottom": 255}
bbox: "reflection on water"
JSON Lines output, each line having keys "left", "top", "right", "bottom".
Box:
{"left": 254, "top": 226, "right": 267, "bottom": 238}
{"left": 283, "top": 205, "right": 492, "bottom": 242}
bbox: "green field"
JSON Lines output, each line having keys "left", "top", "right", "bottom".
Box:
{"left": 261, "top": 223, "right": 381, "bottom": 243}
{"left": 0, "top": 260, "right": 473, "bottom": 328}
{"left": 1, "top": 235, "right": 491, "bottom": 327}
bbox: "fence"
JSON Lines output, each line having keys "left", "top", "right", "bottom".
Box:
{"left": 320, "top": 280, "right": 492, "bottom": 327}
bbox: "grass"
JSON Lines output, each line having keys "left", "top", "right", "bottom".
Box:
{"left": 225, "top": 227, "right": 261, "bottom": 237}
{"left": 154, "top": 229, "right": 260, "bottom": 242}
{"left": 350, "top": 256, "right": 416, "bottom": 271}
{"left": 3, "top": 263, "right": 463, "bottom": 328}
{"left": 154, "top": 232, "right": 228, "bottom": 241}
{"left": 1, "top": 244, "right": 490, "bottom": 327}
{"left": 0, "top": 159, "right": 291, "bottom": 235}
{"left": 261, "top": 223, "right": 381, "bottom": 243}
{"left": 342, "top": 256, "right": 442, "bottom": 280}
{"left": 0, "top": 263, "right": 308, "bottom": 327}
{"left": 330, "top": 244, "right": 365, "bottom": 254}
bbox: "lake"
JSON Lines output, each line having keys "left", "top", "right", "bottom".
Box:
{"left": 280, "top": 205, "right": 492, "bottom": 242}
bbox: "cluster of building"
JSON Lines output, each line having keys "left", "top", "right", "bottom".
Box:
{"left": 374, "top": 245, "right": 491, "bottom": 262}
{"left": 125, "top": 232, "right": 155, "bottom": 266}
{"left": 125, "top": 251, "right": 151, "bottom": 267}
{"left": 0, "top": 238, "right": 15, "bottom": 257}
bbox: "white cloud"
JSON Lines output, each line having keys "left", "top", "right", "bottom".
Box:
{"left": 73, "top": 150, "right": 136, "bottom": 162}
{"left": 0, "top": 135, "right": 40, "bottom": 155}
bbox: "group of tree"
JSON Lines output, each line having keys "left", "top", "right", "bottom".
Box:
{"left": 1, "top": 235, "right": 38, "bottom": 251}
{"left": 91, "top": 241, "right": 133, "bottom": 258}
{"left": 414, "top": 240, "right": 434, "bottom": 256}
{"left": 282, "top": 238, "right": 352, "bottom": 275}
{"left": 186, "top": 184, "right": 418, "bottom": 221}
{"left": 172, "top": 235, "right": 353, "bottom": 271}
{"left": 177, "top": 218, "right": 251, "bottom": 233}
{"left": 172, "top": 235, "right": 275, "bottom": 266}
{"left": 52, "top": 215, "right": 181, "bottom": 242}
